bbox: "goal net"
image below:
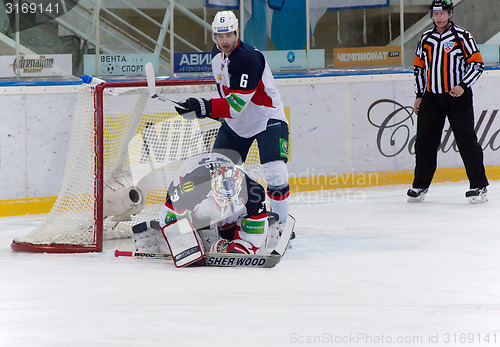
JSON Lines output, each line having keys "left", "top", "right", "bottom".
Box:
{"left": 11, "top": 79, "right": 264, "bottom": 253}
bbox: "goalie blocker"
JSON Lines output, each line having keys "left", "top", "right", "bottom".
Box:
{"left": 132, "top": 218, "right": 205, "bottom": 268}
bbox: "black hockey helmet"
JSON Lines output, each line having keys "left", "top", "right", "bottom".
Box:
{"left": 429, "top": 0, "right": 454, "bottom": 19}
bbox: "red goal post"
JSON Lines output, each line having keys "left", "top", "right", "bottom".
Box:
{"left": 11, "top": 79, "right": 264, "bottom": 253}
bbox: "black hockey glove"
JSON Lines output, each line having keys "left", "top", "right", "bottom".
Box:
{"left": 175, "top": 97, "right": 211, "bottom": 120}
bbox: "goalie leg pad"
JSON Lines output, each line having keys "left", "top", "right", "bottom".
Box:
{"left": 264, "top": 221, "right": 281, "bottom": 253}
{"left": 132, "top": 221, "right": 169, "bottom": 254}
{"left": 264, "top": 221, "right": 295, "bottom": 253}
{"left": 163, "top": 218, "right": 205, "bottom": 268}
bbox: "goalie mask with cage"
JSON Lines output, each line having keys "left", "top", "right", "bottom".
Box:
{"left": 210, "top": 165, "right": 245, "bottom": 210}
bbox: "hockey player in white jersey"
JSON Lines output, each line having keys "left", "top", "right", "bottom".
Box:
{"left": 132, "top": 154, "right": 270, "bottom": 268}
{"left": 174, "top": 10, "right": 290, "bottom": 231}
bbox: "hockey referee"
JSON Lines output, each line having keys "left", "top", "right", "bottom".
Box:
{"left": 407, "top": 0, "right": 489, "bottom": 204}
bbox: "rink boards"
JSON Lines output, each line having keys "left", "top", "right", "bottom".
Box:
{"left": 2, "top": 70, "right": 500, "bottom": 215}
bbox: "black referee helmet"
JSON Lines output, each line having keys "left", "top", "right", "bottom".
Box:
{"left": 429, "top": 0, "right": 454, "bottom": 18}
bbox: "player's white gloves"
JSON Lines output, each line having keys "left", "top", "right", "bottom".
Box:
{"left": 175, "top": 97, "right": 211, "bottom": 119}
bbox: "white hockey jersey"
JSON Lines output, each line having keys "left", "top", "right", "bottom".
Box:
{"left": 210, "top": 40, "right": 287, "bottom": 138}
{"left": 159, "top": 154, "right": 268, "bottom": 248}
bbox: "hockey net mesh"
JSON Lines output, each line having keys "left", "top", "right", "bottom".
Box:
{"left": 12, "top": 82, "right": 264, "bottom": 251}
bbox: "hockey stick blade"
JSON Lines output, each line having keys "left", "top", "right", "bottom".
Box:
{"left": 205, "top": 252, "right": 281, "bottom": 268}
{"left": 145, "top": 62, "right": 187, "bottom": 110}
{"left": 145, "top": 62, "right": 157, "bottom": 97}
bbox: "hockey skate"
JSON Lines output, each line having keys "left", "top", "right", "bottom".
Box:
{"left": 465, "top": 187, "right": 488, "bottom": 204}
{"left": 407, "top": 188, "right": 428, "bottom": 203}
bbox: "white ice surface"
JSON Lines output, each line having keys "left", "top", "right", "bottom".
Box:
{"left": 1, "top": 181, "right": 500, "bottom": 347}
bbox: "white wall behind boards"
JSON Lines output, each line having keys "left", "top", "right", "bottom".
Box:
{"left": 278, "top": 71, "right": 500, "bottom": 179}
{"left": 0, "top": 86, "right": 78, "bottom": 201}
{"left": 278, "top": 80, "right": 348, "bottom": 174}
{"left": 1, "top": 70, "right": 500, "bottom": 202}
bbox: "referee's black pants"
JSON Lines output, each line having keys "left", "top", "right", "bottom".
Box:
{"left": 412, "top": 88, "right": 489, "bottom": 189}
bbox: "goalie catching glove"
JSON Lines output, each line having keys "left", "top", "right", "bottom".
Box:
{"left": 175, "top": 97, "right": 211, "bottom": 120}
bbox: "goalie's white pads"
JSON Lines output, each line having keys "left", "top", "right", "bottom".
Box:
{"left": 163, "top": 218, "right": 205, "bottom": 268}
{"left": 263, "top": 211, "right": 293, "bottom": 253}
{"left": 264, "top": 220, "right": 281, "bottom": 253}
{"left": 132, "top": 221, "right": 170, "bottom": 254}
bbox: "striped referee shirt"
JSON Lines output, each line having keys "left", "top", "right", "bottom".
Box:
{"left": 414, "top": 22, "right": 484, "bottom": 97}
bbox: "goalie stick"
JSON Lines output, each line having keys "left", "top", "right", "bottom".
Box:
{"left": 115, "top": 215, "right": 295, "bottom": 268}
